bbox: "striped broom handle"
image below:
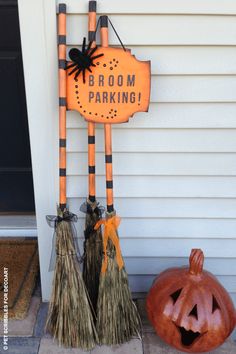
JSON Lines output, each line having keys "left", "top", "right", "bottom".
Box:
{"left": 100, "top": 16, "right": 114, "bottom": 213}
{"left": 87, "top": 0, "right": 97, "bottom": 203}
{"left": 58, "top": 4, "right": 67, "bottom": 210}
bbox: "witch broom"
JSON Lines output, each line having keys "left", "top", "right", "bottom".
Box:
{"left": 45, "top": 4, "right": 97, "bottom": 349}
{"left": 82, "top": 0, "right": 104, "bottom": 313}
{"left": 95, "top": 16, "right": 141, "bottom": 345}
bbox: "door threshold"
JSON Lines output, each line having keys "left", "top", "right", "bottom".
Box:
{"left": 0, "top": 215, "right": 37, "bottom": 237}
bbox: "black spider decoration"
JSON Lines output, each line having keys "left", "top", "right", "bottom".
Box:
{"left": 67, "top": 37, "right": 104, "bottom": 83}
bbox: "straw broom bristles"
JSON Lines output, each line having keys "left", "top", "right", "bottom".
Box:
{"left": 95, "top": 213, "right": 141, "bottom": 345}
{"left": 83, "top": 199, "right": 103, "bottom": 312}
{"left": 46, "top": 212, "right": 98, "bottom": 349}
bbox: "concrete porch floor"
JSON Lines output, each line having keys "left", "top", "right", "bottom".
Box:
{"left": 1, "top": 281, "right": 236, "bottom": 354}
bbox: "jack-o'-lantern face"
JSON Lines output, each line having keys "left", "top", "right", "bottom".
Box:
{"left": 146, "top": 249, "right": 236, "bottom": 353}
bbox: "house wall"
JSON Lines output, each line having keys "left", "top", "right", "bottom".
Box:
{"left": 19, "top": 0, "right": 236, "bottom": 313}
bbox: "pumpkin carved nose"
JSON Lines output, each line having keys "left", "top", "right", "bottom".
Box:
{"left": 189, "top": 304, "right": 198, "bottom": 320}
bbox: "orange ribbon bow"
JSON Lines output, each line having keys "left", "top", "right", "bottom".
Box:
{"left": 94, "top": 215, "right": 124, "bottom": 274}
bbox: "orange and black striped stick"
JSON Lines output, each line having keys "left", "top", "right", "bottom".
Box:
{"left": 96, "top": 16, "right": 141, "bottom": 346}
{"left": 87, "top": 1, "right": 97, "bottom": 203}
{"left": 58, "top": 4, "right": 67, "bottom": 210}
{"left": 100, "top": 16, "right": 114, "bottom": 213}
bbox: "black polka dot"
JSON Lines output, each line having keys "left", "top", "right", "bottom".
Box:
{"left": 103, "top": 64, "right": 106, "bottom": 67}
{"left": 84, "top": 110, "right": 86, "bottom": 113}
{"left": 75, "top": 85, "right": 78, "bottom": 88}
{"left": 110, "top": 67, "right": 113, "bottom": 70}
{"left": 89, "top": 112, "right": 91, "bottom": 114}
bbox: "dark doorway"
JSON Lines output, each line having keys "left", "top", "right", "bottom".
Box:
{"left": 0, "top": 0, "right": 35, "bottom": 212}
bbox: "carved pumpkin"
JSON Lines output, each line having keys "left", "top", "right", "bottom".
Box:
{"left": 146, "top": 249, "right": 236, "bottom": 353}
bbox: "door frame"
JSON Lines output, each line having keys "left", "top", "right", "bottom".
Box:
{"left": 18, "top": 0, "right": 58, "bottom": 301}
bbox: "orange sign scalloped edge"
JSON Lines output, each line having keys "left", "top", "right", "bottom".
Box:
{"left": 66, "top": 47, "right": 151, "bottom": 124}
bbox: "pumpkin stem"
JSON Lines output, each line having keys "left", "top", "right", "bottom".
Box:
{"left": 189, "top": 249, "right": 204, "bottom": 275}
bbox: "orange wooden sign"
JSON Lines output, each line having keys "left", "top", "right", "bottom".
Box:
{"left": 66, "top": 47, "right": 151, "bottom": 124}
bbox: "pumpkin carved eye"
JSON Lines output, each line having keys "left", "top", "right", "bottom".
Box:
{"left": 212, "top": 295, "right": 220, "bottom": 313}
{"left": 170, "top": 288, "right": 182, "bottom": 304}
{"left": 189, "top": 304, "right": 198, "bottom": 320}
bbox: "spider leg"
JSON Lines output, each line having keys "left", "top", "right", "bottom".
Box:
{"left": 88, "top": 67, "right": 92, "bottom": 73}
{"left": 66, "top": 62, "right": 77, "bottom": 70}
{"left": 74, "top": 69, "right": 82, "bottom": 80}
{"left": 85, "top": 41, "right": 93, "bottom": 55}
{"left": 87, "top": 46, "right": 98, "bottom": 57}
{"left": 90, "top": 53, "right": 104, "bottom": 60}
{"left": 69, "top": 66, "right": 79, "bottom": 76}
{"left": 82, "top": 37, "right": 86, "bottom": 53}
{"left": 91, "top": 63, "right": 96, "bottom": 67}
{"left": 83, "top": 69, "right": 86, "bottom": 84}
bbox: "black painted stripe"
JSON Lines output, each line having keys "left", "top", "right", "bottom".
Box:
{"left": 59, "top": 203, "right": 67, "bottom": 211}
{"left": 105, "top": 155, "right": 112, "bottom": 163}
{"left": 58, "top": 35, "right": 66, "bottom": 45}
{"left": 60, "top": 168, "right": 66, "bottom": 176}
{"left": 59, "top": 3, "right": 66, "bottom": 13}
{"left": 107, "top": 204, "right": 114, "bottom": 213}
{"left": 89, "top": 166, "right": 95, "bottom": 174}
{"left": 88, "top": 135, "right": 95, "bottom": 144}
{"left": 59, "top": 139, "right": 66, "bottom": 148}
{"left": 59, "top": 97, "right": 66, "bottom": 106}
{"left": 59, "top": 59, "right": 67, "bottom": 69}
{"left": 89, "top": 1, "right": 96, "bottom": 12}
{"left": 89, "top": 195, "right": 96, "bottom": 203}
{"left": 100, "top": 15, "right": 108, "bottom": 28}
{"left": 106, "top": 181, "right": 113, "bottom": 189}
{"left": 88, "top": 31, "right": 96, "bottom": 42}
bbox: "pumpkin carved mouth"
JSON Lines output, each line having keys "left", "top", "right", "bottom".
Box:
{"left": 175, "top": 325, "right": 201, "bottom": 347}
